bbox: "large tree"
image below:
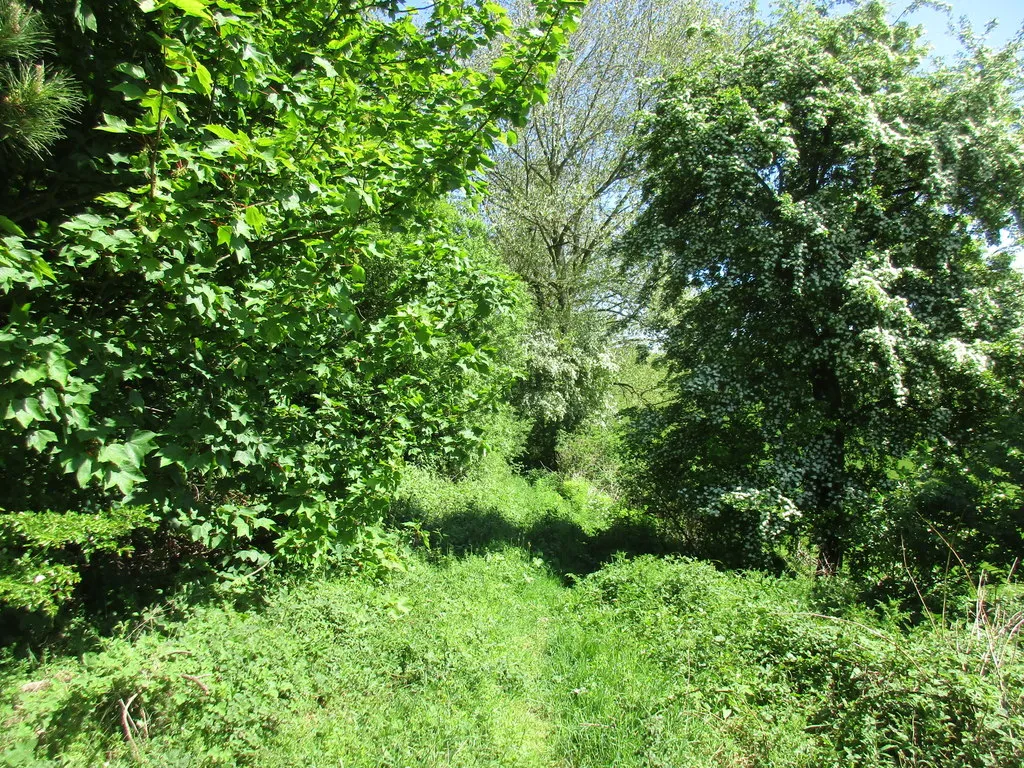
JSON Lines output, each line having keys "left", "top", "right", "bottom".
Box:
{"left": 484, "top": 0, "right": 742, "bottom": 467}
{"left": 486, "top": 0, "right": 746, "bottom": 331}
{"left": 622, "top": 1, "right": 1024, "bottom": 572}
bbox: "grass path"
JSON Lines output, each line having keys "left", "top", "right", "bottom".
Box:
{"left": 3, "top": 549, "right": 581, "bottom": 768}
{"left": 2, "top": 546, "right": 732, "bottom": 768}
{"left": 264, "top": 551, "right": 568, "bottom": 768}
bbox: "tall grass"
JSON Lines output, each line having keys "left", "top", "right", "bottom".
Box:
{"left": 2, "top": 462, "right": 1021, "bottom": 767}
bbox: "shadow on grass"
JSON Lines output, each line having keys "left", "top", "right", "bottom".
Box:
{"left": 399, "top": 501, "right": 689, "bottom": 581}
{"left": 2, "top": 496, "right": 677, "bottom": 653}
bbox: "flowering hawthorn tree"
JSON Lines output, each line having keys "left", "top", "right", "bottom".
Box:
{"left": 622, "top": 1, "right": 1024, "bottom": 572}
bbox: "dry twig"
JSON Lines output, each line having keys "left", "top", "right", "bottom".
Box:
{"left": 119, "top": 692, "right": 140, "bottom": 760}
{"left": 181, "top": 674, "right": 211, "bottom": 695}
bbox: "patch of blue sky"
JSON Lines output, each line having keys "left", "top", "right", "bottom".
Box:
{"left": 896, "top": 0, "right": 1023, "bottom": 62}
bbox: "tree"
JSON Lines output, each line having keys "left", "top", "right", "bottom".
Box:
{"left": 1, "top": 0, "right": 162, "bottom": 225}
{"left": 0, "top": 0, "right": 82, "bottom": 157}
{"left": 487, "top": 0, "right": 746, "bottom": 330}
{"left": 622, "top": 1, "right": 1024, "bottom": 572}
{"left": 0, "top": 0, "right": 578, "bottom": 609}
{"left": 485, "top": 0, "right": 741, "bottom": 467}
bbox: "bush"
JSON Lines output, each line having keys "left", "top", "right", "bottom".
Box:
{"left": 0, "top": 506, "right": 153, "bottom": 615}
{"left": 570, "top": 555, "right": 1024, "bottom": 767}
{"left": 509, "top": 326, "right": 617, "bottom": 469}
{"left": 0, "top": 0, "right": 578, "bottom": 593}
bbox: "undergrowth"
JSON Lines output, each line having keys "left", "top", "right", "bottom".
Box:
{"left": 1, "top": 461, "right": 1021, "bottom": 767}
{"left": 392, "top": 454, "right": 670, "bottom": 578}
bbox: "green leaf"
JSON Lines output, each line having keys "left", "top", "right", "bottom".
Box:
{"left": 217, "top": 225, "right": 233, "bottom": 246}
{"left": 73, "top": 0, "right": 98, "bottom": 32}
{"left": 97, "top": 442, "right": 139, "bottom": 469}
{"left": 27, "top": 429, "right": 57, "bottom": 453}
{"left": 193, "top": 62, "right": 213, "bottom": 95}
{"left": 233, "top": 448, "right": 255, "bottom": 466}
{"left": 114, "top": 63, "right": 147, "bottom": 79}
{"left": 344, "top": 189, "right": 362, "bottom": 215}
{"left": 46, "top": 355, "right": 70, "bottom": 387}
{"left": 492, "top": 56, "right": 514, "bottom": 71}
{"left": 156, "top": 443, "right": 188, "bottom": 468}
{"left": 38, "top": 387, "right": 60, "bottom": 414}
{"left": 260, "top": 321, "right": 283, "bottom": 344}
{"left": 347, "top": 263, "right": 366, "bottom": 283}
{"left": 113, "top": 82, "right": 149, "bottom": 100}
{"left": 12, "top": 365, "right": 46, "bottom": 386}
{"left": 312, "top": 56, "right": 337, "bottom": 77}
{"left": 96, "top": 114, "right": 130, "bottom": 133}
{"left": 165, "top": 0, "right": 212, "bottom": 21}
{"left": 204, "top": 124, "right": 239, "bottom": 141}
{"left": 11, "top": 398, "right": 46, "bottom": 429}
{"left": 105, "top": 469, "right": 145, "bottom": 495}
{"left": 128, "top": 430, "right": 159, "bottom": 452}
{"left": 244, "top": 205, "right": 267, "bottom": 235}
{"left": 0, "top": 216, "right": 25, "bottom": 236}
{"left": 73, "top": 456, "right": 94, "bottom": 487}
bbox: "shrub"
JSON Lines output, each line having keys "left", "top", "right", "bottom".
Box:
{"left": 0, "top": 0, "right": 579, "bottom": 588}
{"left": 570, "top": 555, "right": 1024, "bottom": 767}
{"left": 0, "top": 506, "right": 153, "bottom": 615}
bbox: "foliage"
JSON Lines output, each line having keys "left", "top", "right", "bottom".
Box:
{"left": 623, "top": 0, "right": 1024, "bottom": 572}
{"left": 485, "top": 0, "right": 745, "bottom": 469}
{"left": 486, "top": 0, "right": 741, "bottom": 332}
{"left": 0, "top": 506, "right": 153, "bottom": 615}
{"left": 0, "top": 0, "right": 162, "bottom": 224}
{"left": 568, "top": 555, "right": 1024, "bottom": 768}
{"left": 509, "top": 324, "right": 617, "bottom": 467}
{"left": 478, "top": 404, "right": 534, "bottom": 469}
{"left": 395, "top": 458, "right": 617, "bottom": 556}
{"left": 389, "top": 210, "right": 534, "bottom": 481}
{"left": 393, "top": 441, "right": 670, "bottom": 578}
{"left": 0, "top": 549, "right": 568, "bottom": 767}
{"left": 554, "top": 344, "right": 666, "bottom": 494}
{"left": 3, "top": 540, "right": 1019, "bottom": 767}
{"left": 851, "top": 324, "right": 1024, "bottom": 596}
{"left": 0, "top": 0, "right": 83, "bottom": 158}
{"left": 0, "top": 0, "right": 582, "bottom": 586}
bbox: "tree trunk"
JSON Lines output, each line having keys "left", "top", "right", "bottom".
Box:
{"left": 811, "top": 363, "right": 846, "bottom": 576}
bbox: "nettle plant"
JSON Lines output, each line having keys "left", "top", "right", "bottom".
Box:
{"left": 0, "top": 0, "right": 580, "bottom": 601}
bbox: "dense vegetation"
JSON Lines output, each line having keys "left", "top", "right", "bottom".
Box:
{"left": 623, "top": 1, "right": 1024, "bottom": 582}
{"left": 1, "top": 0, "right": 579, "bottom": 610}
{"left": 2, "top": 466, "right": 1022, "bottom": 766}
{"left": 2, "top": 0, "right": 1022, "bottom": 765}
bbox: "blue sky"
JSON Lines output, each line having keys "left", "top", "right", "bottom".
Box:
{"left": 898, "top": 0, "right": 1024, "bottom": 61}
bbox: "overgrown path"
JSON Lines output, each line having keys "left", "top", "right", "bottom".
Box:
{"left": 2, "top": 486, "right": 1020, "bottom": 767}
{"left": 0, "top": 544, "right": 789, "bottom": 767}
{"left": 2, "top": 549, "right": 571, "bottom": 767}
{"left": 264, "top": 551, "right": 569, "bottom": 768}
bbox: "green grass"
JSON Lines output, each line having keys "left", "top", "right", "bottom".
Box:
{"left": 2, "top": 464, "right": 1021, "bottom": 767}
